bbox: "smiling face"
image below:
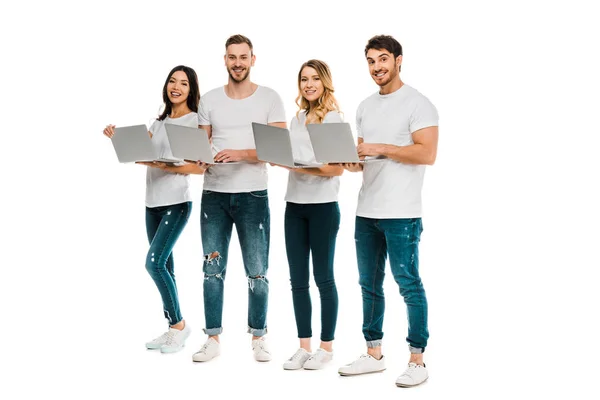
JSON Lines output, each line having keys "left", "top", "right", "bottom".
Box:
{"left": 225, "top": 43, "right": 255, "bottom": 83}
{"left": 299, "top": 66, "right": 324, "bottom": 105}
{"left": 366, "top": 48, "right": 402, "bottom": 88}
{"left": 166, "top": 70, "right": 190, "bottom": 105}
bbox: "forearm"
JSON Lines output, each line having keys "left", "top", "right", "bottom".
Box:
{"left": 379, "top": 143, "right": 436, "bottom": 165}
{"left": 241, "top": 149, "right": 260, "bottom": 163}
{"left": 164, "top": 163, "right": 207, "bottom": 175}
{"left": 293, "top": 165, "right": 343, "bottom": 177}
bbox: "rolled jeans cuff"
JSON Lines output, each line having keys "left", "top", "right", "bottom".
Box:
{"left": 247, "top": 327, "right": 267, "bottom": 337}
{"left": 203, "top": 327, "right": 223, "bottom": 336}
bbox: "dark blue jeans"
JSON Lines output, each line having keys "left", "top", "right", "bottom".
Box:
{"left": 200, "top": 190, "right": 270, "bottom": 337}
{"left": 145, "top": 201, "right": 192, "bottom": 326}
{"left": 355, "top": 216, "right": 429, "bottom": 353}
{"left": 285, "top": 202, "right": 340, "bottom": 342}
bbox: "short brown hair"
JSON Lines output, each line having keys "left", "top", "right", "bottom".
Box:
{"left": 225, "top": 34, "right": 253, "bottom": 54}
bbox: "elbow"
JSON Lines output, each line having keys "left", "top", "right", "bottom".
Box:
{"left": 425, "top": 152, "right": 437, "bottom": 165}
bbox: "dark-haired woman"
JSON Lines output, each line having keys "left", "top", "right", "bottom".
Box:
{"left": 103, "top": 65, "right": 207, "bottom": 353}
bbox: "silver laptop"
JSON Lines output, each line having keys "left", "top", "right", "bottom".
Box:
{"left": 306, "top": 122, "right": 361, "bottom": 163}
{"left": 111, "top": 124, "right": 181, "bottom": 164}
{"left": 252, "top": 122, "right": 322, "bottom": 168}
{"left": 306, "top": 122, "right": 385, "bottom": 164}
{"left": 165, "top": 124, "right": 214, "bottom": 164}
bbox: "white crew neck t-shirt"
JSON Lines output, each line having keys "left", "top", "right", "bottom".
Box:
{"left": 145, "top": 112, "right": 196, "bottom": 207}
{"left": 198, "top": 85, "right": 286, "bottom": 193}
{"left": 285, "top": 111, "right": 343, "bottom": 204}
{"left": 356, "top": 84, "right": 438, "bottom": 219}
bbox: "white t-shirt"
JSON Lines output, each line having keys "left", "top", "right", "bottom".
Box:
{"left": 285, "top": 111, "right": 343, "bottom": 204}
{"left": 198, "top": 86, "right": 286, "bottom": 193}
{"left": 356, "top": 84, "right": 438, "bottom": 218}
{"left": 145, "top": 112, "right": 196, "bottom": 207}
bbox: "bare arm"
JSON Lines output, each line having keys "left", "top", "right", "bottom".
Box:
{"left": 137, "top": 161, "right": 209, "bottom": 175}
{"left": 357, "top": 126, "right": 439, "bottom": 165}
{"left": 291, "top": 165, "right": 344, "bottom": 177}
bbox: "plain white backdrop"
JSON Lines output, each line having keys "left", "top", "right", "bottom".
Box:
{"left": 2, "top": 0, "right": 599, "bottom": 398}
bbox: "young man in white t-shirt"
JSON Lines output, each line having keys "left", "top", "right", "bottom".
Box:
{"left": 338, "top": 35, "right": 439, "bottom": 388}
{"left": 192, "top": 34, "right": 287, "bottom": 363}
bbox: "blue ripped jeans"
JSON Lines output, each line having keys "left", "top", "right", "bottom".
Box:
{"left": 200, "top": 190, "right": 270, "bottom": 337}
{"left": 355, "top": 216, "right": 429, "bottom": 353}
{"left": 145, "top": 201, "right": 192, "bottom": 325}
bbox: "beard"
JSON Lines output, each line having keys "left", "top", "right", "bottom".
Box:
{"left": 228, "top": 66, "right": 250, "bottom": 83}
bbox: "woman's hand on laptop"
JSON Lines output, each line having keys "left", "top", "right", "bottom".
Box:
{"left": 342, "top": 163, "right": 363, "bottom": 172}
{"left": 103, "top": 124, "right": 116, "bottom": 138}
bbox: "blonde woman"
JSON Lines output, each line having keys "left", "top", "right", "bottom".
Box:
{"left": 274, "top": 60, "right": 344, "bottom": 370}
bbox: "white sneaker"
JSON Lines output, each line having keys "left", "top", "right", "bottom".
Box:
{"left": 396, "top": 363, "right": 428, "bottom": 387}
{"left": 192, "top": 338, "right": 220, "bottom": 362}
{"left": 252, "top": 337, "right": 272, "bottom": 362}
{"left": 303, "top": 348, "right": 333, "bottom": 370}
{"left": 145, "top": 330, "right": 172, "bottom": 350}
{"left": 338, "top": 354, "right": 386, "bottom": 376}
{"left": 160, "top": 325, "right": 191, "bottom": 353}
{"left": 283, "top": 348, "right": 311, "bottom": 370}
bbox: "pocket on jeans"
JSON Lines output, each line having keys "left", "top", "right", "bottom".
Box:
{"left": 202, "top": 190, "right": 215, "bottom": 195}
{"left": 249, "top": 190, "right": 268, "bottom": 198}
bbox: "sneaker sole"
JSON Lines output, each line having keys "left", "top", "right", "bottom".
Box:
{"left": 192, "top": 354, "right": 220, "bottom": 362}
{"left": 338, "top": 368, "right": 386, "bottom": 376}
{"left": 160, "top": 345, "right": 184, "bottom": 354}
{"left": 396, "top": 377, "right": 428, "bottom": 388}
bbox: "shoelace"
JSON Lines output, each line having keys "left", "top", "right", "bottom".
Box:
{"left": 289, "top": 350, "right": 308, "bottom": 361}
{"left": 162, "top": 330, "right": 177, "bottom": 346}
{"left": 401, "top": 363, "right": 418, "bottom": 377}
{"left": 151, "top": 331, "right": 171, "bottom": 343}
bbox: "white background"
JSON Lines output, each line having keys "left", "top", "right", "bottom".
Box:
{"left": 2, "top": 0, "right": 599, "bottom": 398}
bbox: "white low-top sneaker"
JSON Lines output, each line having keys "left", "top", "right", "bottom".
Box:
{"left": 192, "top": 338, "right": 221, "bottom": 362}
{"left": 252, "top": 337, "right": 272, "bottom": 362}
{"left": 303, "top": 348, "right": 333, "bottom": 370}
{"left": 395, "top": 362, "right": 428, "bottom": 387}
{"left": 160, "top": 325, "right": 191, "bottom": 353}
{"left": 283, "top": 348, "right": 311, "bottom": 370}
{"left": 338, "top": 354, "right": 386, "bottom": 376}
{"left": 146, "top": 330, "right": 172, "bottom": 350}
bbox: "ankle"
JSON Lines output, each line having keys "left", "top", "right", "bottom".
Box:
{"left": 170, "top": 320, "right": 185, "bottom": 330}
{"left": 209, "top": 335, "right": 220, "bottom": 343}
{"left": 367, "top": 347, "right": 382, "bottom": 360}
{"left": 409, "top": 354, "right": 424, "bottom": 366}
{"left": 300, "top": 338, "right": 311, "bottom": 352}
{"left": 319, "top": 340, "right": 333, "bottom": 352}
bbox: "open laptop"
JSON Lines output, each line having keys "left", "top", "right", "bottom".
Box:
{"left": 306, "top": 122, "right": 386, "bottom": 164}
{"left": 165, "top": 124, "right": 214, "bottom": 164}
{"left": 111, "top": 124, "right": 181, "bottom": 164}
{"left": 252, "top": 122, "right": 322, "bottom": 168}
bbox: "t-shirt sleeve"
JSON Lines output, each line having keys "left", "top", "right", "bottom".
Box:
{"left": 323, "top": 111, "right": 343, "bottom": 124}
{"left": 149, "top": 119, "right": 160, "bottom": 135}
{"left": 267, "top": 91, "right": 287, "bottom": 123}
{"left": 197, "top": 96, "right": 210, "bottom": 126}
{"left": 409, "top": 95, "right": 439, "bottom": 134}
{"left": 356, "top": 102, "right": 364, "bottom": 138}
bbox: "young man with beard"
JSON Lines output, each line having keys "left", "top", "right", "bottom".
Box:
{"left": 192, "top": 34, "right": 287, "bottom": 363}
{"left": 338, "top": 35, "right": 439, "bottom": 388}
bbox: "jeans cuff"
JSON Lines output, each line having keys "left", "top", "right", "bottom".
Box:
{"left": 366, "top": 339, "right": 382, "bottom": 348}
{"left": 247, "top": 327, "right": 267, "bottom": 337}
{"left": 409, "top": 345, "right": 425, "bottom": 354}
{"left": 203, "top": 327, "right": 223, "bottom": 335}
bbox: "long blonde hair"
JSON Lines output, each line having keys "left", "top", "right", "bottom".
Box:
{"left": 295, "top": 59, "right": 341, "bottom": 123}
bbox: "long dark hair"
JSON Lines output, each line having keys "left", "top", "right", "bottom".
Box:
{"left": 158, "top": 65, "right": 200, "bottom": 121}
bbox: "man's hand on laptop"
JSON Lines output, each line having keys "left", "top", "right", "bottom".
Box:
{"left": 214, "top": 149, "right": 247, "bottom": 163}
{"left": 357, "top": 143, "right": 384, "bottom": 159}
